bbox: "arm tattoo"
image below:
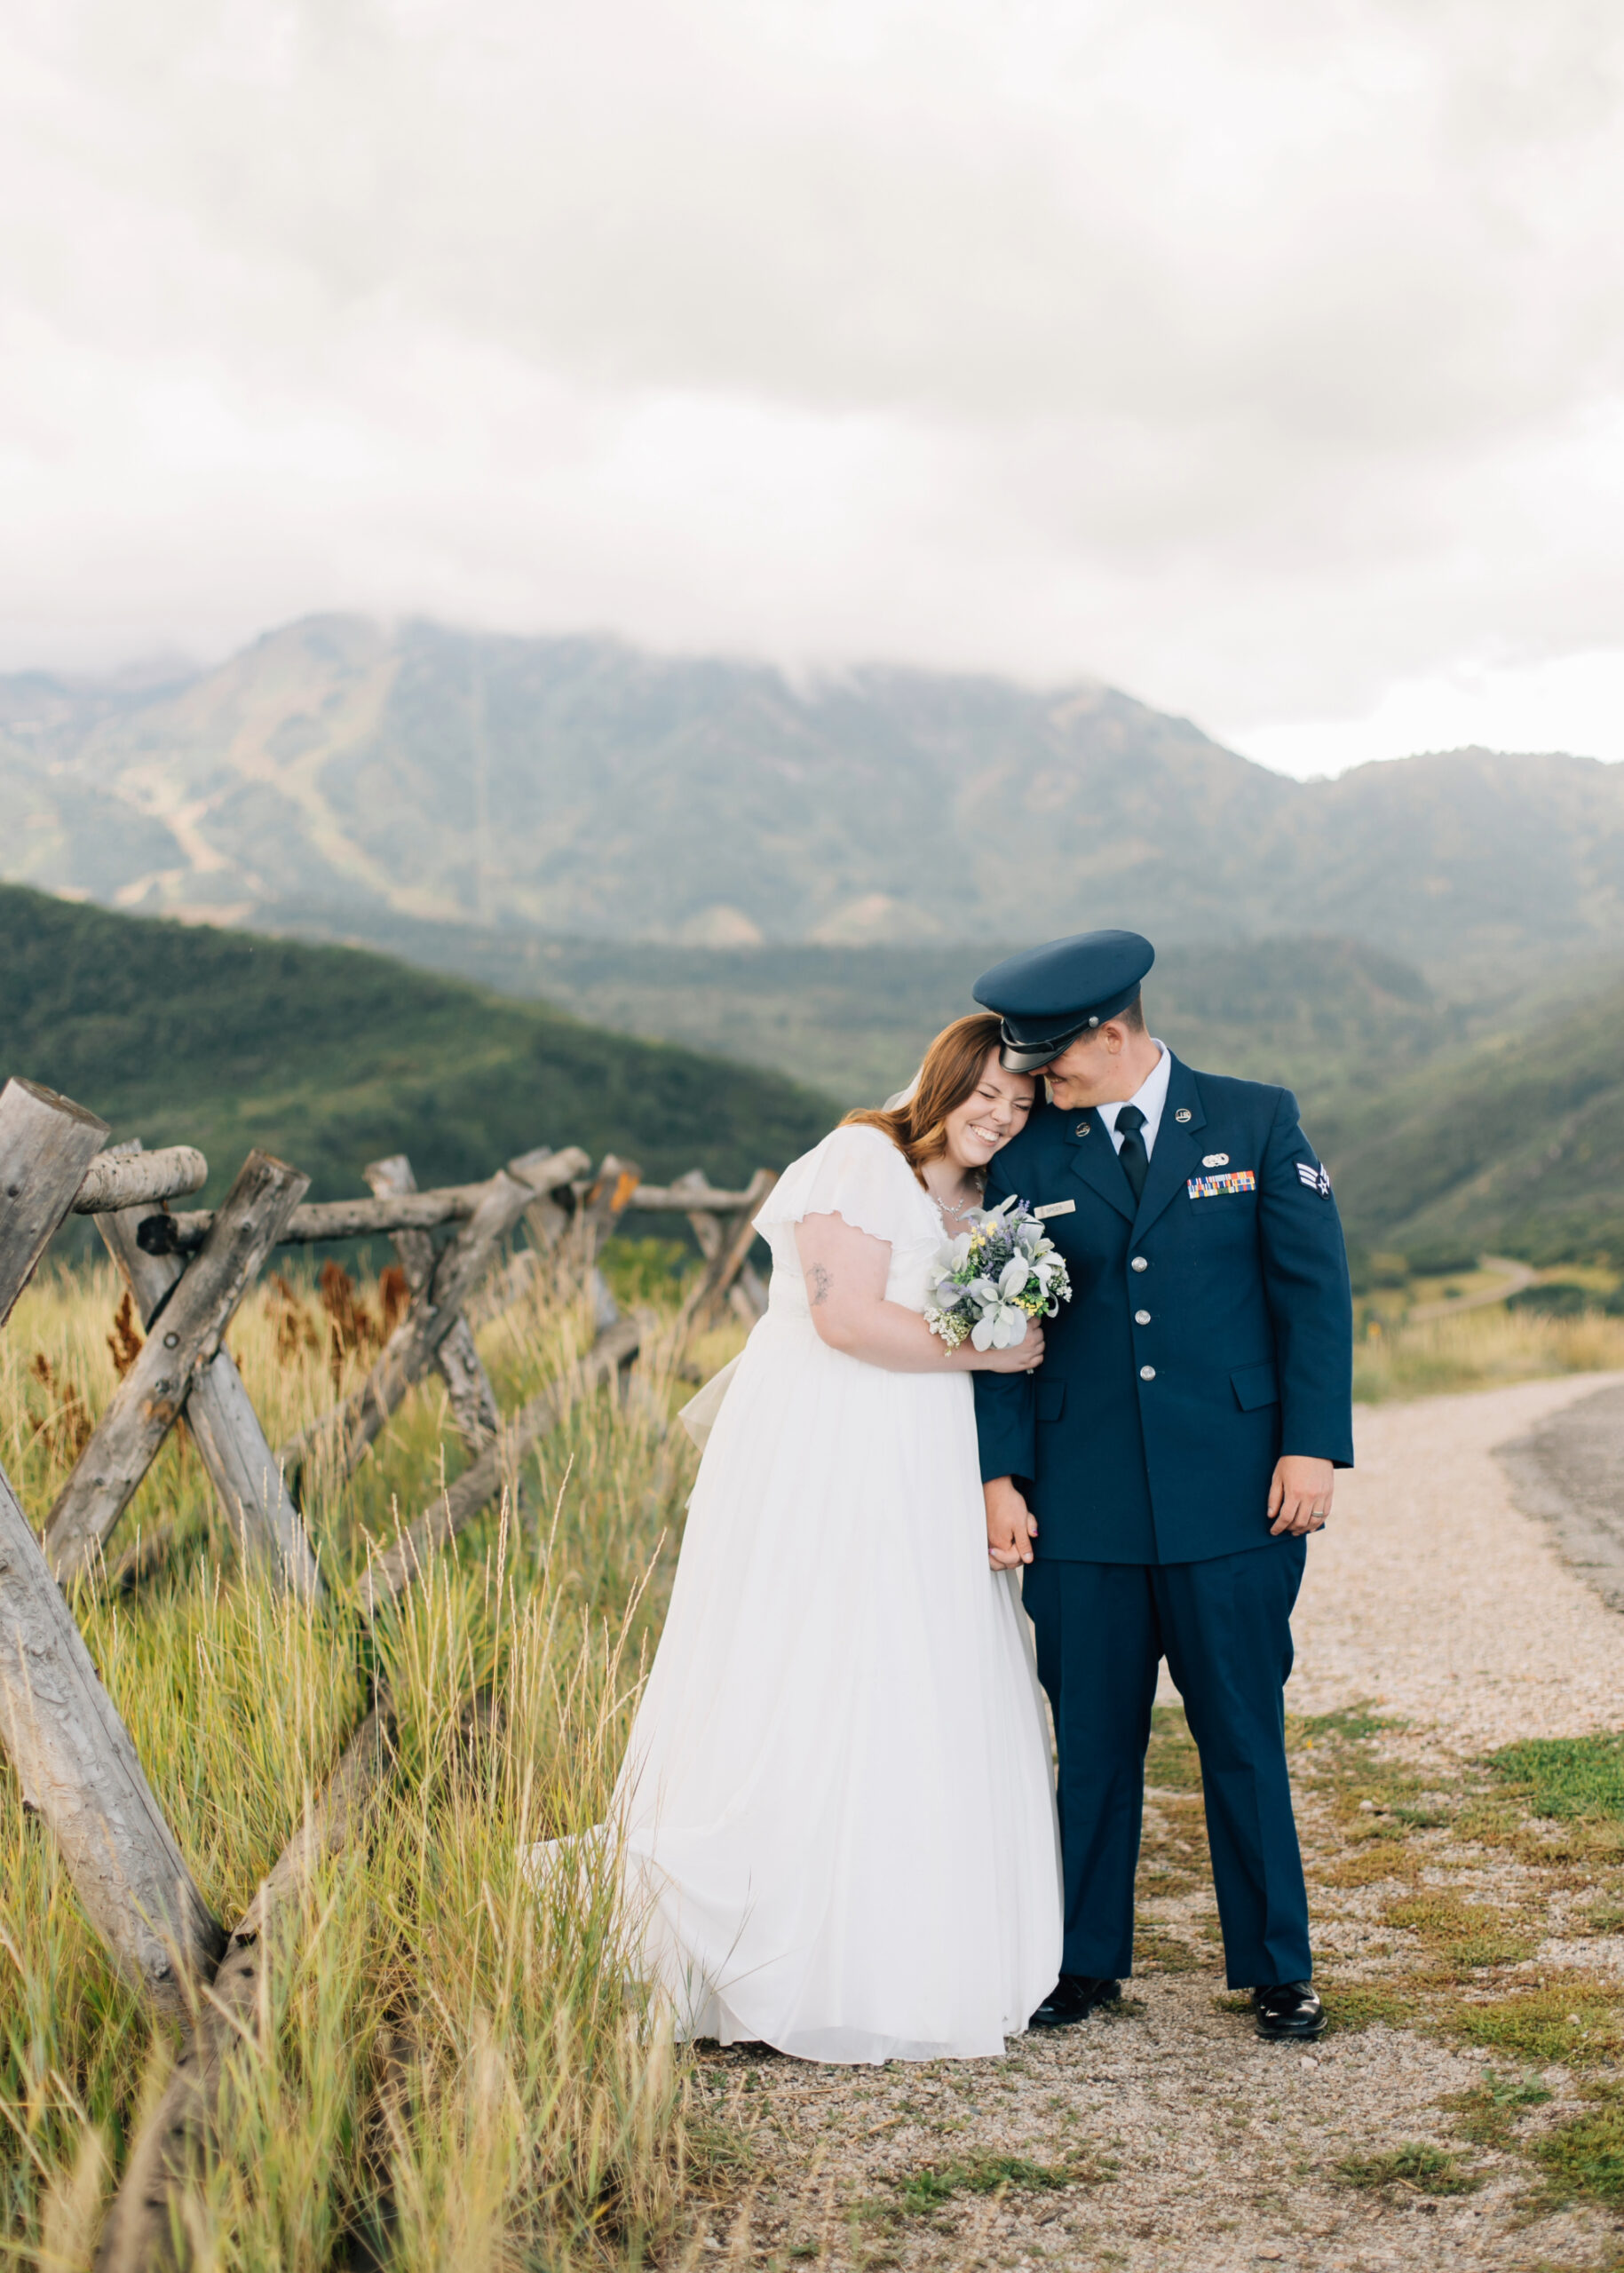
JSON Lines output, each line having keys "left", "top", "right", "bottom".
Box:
{"left": 808, "top": 1263, "right": 832, "bottom": 1308}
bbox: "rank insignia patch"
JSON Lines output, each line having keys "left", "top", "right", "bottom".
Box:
{"left": 1187, "top": 1170, "right": 1257, "bottom": 1200}
{"left": 1296, "top": 1160, "right": 1333, "bottom": 1197}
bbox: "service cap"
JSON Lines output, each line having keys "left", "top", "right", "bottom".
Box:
{"left": 973, "top": 929, "right": 1155, "bottom": 1073}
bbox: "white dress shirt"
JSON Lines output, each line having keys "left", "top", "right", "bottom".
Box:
{"left": 1096, "top": 1041, "right": 1171, "bottom": 1159}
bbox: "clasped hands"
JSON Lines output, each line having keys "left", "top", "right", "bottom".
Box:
{"left": 985, "top": 1453, "right": 1335, "bottom": 1570}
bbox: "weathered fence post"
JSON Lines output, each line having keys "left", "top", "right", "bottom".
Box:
{"left": 278, "top": 1160, "right": 542, "bottom": 1490}
{"left": 0, "top": 1078, "right": 111, "bottom": 1327}
{"left": 670, "top": 1168, "right": 769, "bottom": 1323}
{"left": 91, "top": 1145, "right": 321, "bottom": 1599}
{"left": 682, "top": 1168, "right": 777, "bottom": 1335}
{"left": 0, "top": 1081, "right": 226, "bottom": 2016}
{"left": 569, "top": 1155, "right": 640, "bottom": 1331}
{"left": 44, "top": 1152, "right": 312, "bottom": 1587}
{"left": 364, "top": 1153, "right": 500, "bottom": 1452}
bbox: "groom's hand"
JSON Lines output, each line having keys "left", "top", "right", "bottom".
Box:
{"left": 1268, "top": 1454, "right": 1335, "bottom": 1536}
{"left": 986, "top": 1475, "right": 1038, "bottom": 1569}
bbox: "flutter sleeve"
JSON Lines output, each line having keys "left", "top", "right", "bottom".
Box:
{"left": 752, "top": 1123, "right": 918, "bottom": 1248}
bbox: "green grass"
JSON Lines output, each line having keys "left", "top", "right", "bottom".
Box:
{"left": 1145, "top": 1707, "right": 1204, "bottom": 1793}
{"left": 1485, "top": 1732, "right": 1624, "bottom": 1822}
{"left": 1445, "top": 2069, "right": 1553, "bottom": 2149}
{"left": 1446, "top": 1978, "right": 1624, "bottom": 2069}
{"left": 1133, "top": 1927, "right": 1202, "bottom": 1974}
{"left": 1533, "top": 2083, "right": 1624, "bottom": 2211}
{"left": 1335, "top": 2142, "right": 1482, "bottom": 2196}
{"left": 1382, "top": 1891, "right": 1538, "bottom": 1973}
{"left": 1294, "top": 1705, "right": 1396, "bottom": 1744}
{"left": 890, "top": 2154, "right": 1102, "bottom": 2214}
{"left": 1316, "top": 1984, "right": 1416, "bottom": 2035}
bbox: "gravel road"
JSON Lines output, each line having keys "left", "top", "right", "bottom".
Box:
{"left": 682, "top": 1373, "right": 1624, "bottom": 2273}
{"left": 1292, "top": 1372, "right": 1624, "bottom": 1746}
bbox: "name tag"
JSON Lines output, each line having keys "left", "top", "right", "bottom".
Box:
{"left": 1033, "top": 1199, "right": 1076, "bottom": 1220}
{"left": 1187, "top": 1170, "right": 1256, "bottom": 1200}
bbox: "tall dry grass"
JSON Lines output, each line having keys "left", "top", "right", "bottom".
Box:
{"left": 0, "top": 1252, "right": 733, "bottom": 2269}
{"left": 1353, "top": 1303, "right": 1624, "bottom": 1403}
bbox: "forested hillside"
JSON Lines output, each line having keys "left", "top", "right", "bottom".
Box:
{"left": 1317, "top": 970, "right": 1624, "bottom": 1266}
{"left": 0, "top": 885, "right": 835, "bottom": 1205}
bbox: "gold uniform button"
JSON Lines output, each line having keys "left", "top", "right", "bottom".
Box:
{"left": 1139, "top": 1365, "right": 1156, "bottom": 1381}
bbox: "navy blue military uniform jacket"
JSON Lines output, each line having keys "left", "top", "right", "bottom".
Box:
{"left": 973, "top": 1054, "right": 1354, "bottom": 1565}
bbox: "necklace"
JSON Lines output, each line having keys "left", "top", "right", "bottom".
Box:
{"left": 933, "top": 1188, "right": 979, "bottom": 1222}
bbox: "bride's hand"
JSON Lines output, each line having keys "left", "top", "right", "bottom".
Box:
{"left": 978, "top": 1326, "right": 1045, "bottom": 1374}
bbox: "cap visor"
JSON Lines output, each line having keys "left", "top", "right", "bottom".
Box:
{"left": 998, "top": 1040, "right": 1065, "bottom": 1073}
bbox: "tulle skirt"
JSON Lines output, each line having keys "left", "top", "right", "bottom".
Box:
{"left": 613, "top": 1307, "right": 1062, "bottom": 2063}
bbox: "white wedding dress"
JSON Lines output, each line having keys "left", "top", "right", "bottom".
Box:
{"left": 613, "top": 1123, "right": 1061, "bottom": 2064}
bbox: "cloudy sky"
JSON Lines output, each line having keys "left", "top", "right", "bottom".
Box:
{"left": 4, "top": 0, "right": 1622, "bottom": 775}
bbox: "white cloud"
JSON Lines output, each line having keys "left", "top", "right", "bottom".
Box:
{"left": 1232, "top": 647, "right": 1624, "bottom": 779}
{"left": 2, "top": 0, "right": 1623, "bottom": 766}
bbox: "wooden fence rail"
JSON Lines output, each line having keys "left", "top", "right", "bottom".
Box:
{"left": 71, "top": 1144, "right": 209, "bottom": 1216}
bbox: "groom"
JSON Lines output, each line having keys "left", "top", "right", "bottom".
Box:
{"left": 971, "top": 929, "right": 1353, "bottom": 2043}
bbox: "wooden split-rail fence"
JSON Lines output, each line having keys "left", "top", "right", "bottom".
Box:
{"left": 0, "top": 1074, "right": 777, "bottom": 2273}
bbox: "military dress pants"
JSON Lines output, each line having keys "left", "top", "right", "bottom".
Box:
{"left": 1022, "top": 1537, "right": 1311, "bottom": 1990}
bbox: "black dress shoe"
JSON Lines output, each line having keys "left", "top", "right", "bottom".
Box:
{"left": 1028, "top": 1974, "right": 1121, "bottom": 2029}
{"left": 1252, "top": 1981, "right": 1326, "bottom": 2039}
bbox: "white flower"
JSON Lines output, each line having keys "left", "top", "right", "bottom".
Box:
{"left": 998, "top": 1256, "right": 1030, "bottom": 1298}
{"left": 990, "top": 1303, "right": 1030, "bottom": 1347}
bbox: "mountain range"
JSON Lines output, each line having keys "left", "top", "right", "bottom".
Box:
{"left": 6, "top": 614, "right": 1624, "bottom": 978}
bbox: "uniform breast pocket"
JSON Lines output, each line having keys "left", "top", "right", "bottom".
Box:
{"left": 1185, "top": 1170, "right": 1259, "bottom": 1239}
{"left": 1186, "top": 1196, "right": 1257, "bottom": 1243}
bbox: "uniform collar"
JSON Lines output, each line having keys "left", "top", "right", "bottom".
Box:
{"left": 1128, "top": 1056, "right": 1208, "bottom": 1236}
{"left": 1058, "top": 1054, "right": 1206, "bottom": 1229}
{"left": 1096, "top": 1041, "right": 1172, "bottom": 1156}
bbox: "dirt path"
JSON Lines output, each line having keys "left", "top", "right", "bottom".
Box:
{"left": 680, "top": 1373, "right": 1624, "bottom": 2273}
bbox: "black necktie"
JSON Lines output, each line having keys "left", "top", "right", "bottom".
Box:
{"left": 1115, "top": 1103, "right": 1149, "bottom": 1203}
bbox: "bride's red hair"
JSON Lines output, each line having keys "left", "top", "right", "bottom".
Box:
{"left": 841, "top": 1012, "right": 1010, "bottom": 1187}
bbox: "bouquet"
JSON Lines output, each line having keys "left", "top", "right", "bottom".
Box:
{"left": 924, "top": 1196, "right": 1073, "bottom": 1351}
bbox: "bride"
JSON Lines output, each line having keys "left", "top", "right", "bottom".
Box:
{"left": 613, "top": 1013, "right": 1062, "bottom": 2063}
